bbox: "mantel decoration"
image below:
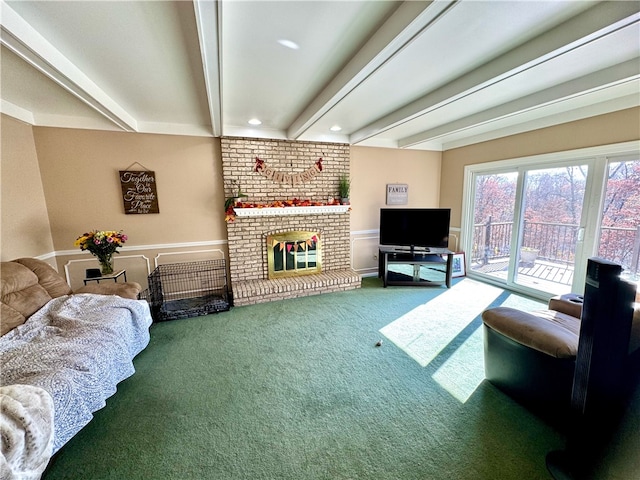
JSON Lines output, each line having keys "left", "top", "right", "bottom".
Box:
{"left": 272, "top": 233, "right": 318, "bottom": 253}
{"left": 74, "top": 230, "right": 128, "bottom": 275}
{"left": 224, "top": 180, "right": 248, "bottom": 211}
{"left": 225, "top": 198, "right": 346, "bottom": 223}
{"left": 254, "top": 156, "right": 323, "bottom": 185}
{"left": 338, "top": 174, "right": 351, "bottom": 204}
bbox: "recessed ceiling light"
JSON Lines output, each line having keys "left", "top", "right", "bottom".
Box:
{"left": 330, "top": 125, "right": 342, "bottom": 132}
{"left": 248, "top": 118, "right": 262, "bottom": 126}
{"left": 278, "top": 39, "right": 300, "bottom": 50}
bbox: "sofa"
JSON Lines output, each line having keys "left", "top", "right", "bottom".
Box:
{"left": 482, "top": 291, "right": 640, "bottom": 424}
{"left": 0, "top": 258, "right": 153, "bottom": 479}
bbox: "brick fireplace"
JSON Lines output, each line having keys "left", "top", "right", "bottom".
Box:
{"left": 221, "top": 137, "right": 361, "bottom": 306}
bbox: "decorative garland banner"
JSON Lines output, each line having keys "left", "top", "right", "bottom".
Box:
{"left": 272, "top": 235, "right": 318, "bottom": 252}
{"left": 254, "top": 157, "right": 323, "bottom": 185}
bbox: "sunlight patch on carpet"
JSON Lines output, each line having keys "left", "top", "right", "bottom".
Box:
{"left": 431, "top": 325, "right": 484, "bottom": 403}
{"left": 498, "top": 292, "right": 546, "bottom": 311}
{"left": 379, "top": 278, "right": 503, "bottom": 368}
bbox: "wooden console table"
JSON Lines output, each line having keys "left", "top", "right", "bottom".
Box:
{"left": 379, "top": 248, "right": 453, "bottom": 288}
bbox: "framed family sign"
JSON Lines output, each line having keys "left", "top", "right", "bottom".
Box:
{"left": 386, "top": 183, "right": 408, "bottom": 205}
{"left": 119, "top": 170, "right": 160, "bottom": 214}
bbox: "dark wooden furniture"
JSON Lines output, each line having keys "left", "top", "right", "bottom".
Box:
{"left": 379, "top": 247, "right": 453, "bottom": 288}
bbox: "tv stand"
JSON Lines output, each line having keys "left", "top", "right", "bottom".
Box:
{"left": 379, "top": 247, "right": 453, "bottom": 288}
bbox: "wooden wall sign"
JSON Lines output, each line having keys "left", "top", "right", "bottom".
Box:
{"left": 119, "top": 170, "right": 160, "bottom": 214}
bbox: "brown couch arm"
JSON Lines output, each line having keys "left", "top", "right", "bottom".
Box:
{"left": 74, "top": 282, "right": 142, "bottom": 300}
{"left": 548, "top": 293, "right": 583, "bottom": 319}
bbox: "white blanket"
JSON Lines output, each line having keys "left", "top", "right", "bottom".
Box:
{"left": 0, "top": 385, "right": 54, "bottom": 480}
{"left": 0, "top": 294, "right": 152, "bottom": 457}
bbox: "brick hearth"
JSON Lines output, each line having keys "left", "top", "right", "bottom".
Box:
{"left": 232, "top": 270, "right": 361, "bottom": 306}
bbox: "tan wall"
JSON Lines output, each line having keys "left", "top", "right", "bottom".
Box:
{"left": 33, "top": 127, "right": 227, "bottom": 250}
{"left": 350, "top": 145, "right": 442, "bottom": 274}
{"left": 0, "top": 115, "right": 54, "bottom": 261}
{"left": 441, "top": 107, "right": 640, "bottom": 229}
{"left": 350, "top": 145, "right": 442, "bottom": 232}
{"left": 28, "top": 127, "right": 228, "bottom": 288}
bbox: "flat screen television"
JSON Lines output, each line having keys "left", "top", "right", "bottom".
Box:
{"left": 379, "top": 208, "right": 450, "bottom": 250}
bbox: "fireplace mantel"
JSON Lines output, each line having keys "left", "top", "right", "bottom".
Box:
{"left": 234, "top": 205, "right": 350, "bottom": 217}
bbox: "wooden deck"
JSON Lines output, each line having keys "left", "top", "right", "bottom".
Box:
{"left": 471, "top": 258, "right": 574, "bottom": 292}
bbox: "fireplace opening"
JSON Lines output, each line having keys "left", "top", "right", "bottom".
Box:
{"left": 267, "top": 231, "right": 322, "bottom": 278}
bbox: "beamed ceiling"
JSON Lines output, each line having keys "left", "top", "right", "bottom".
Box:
{"left": 1, "top": 0, "right": 639, "bottom": 151}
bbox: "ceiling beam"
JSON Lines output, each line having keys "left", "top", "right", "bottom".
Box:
{"left": 350, "top": 1, "right": 640, "bottom": 145}
{"left": 286, "top": 0, "right": 459, "bottom": 140}
{"left": 193, "top": 0, "right": 222, "bottom": 137}
{"left": 0, "top": 98, "right": 34, "bottom": 124}
{"left": 438, "top": 92, "right": 640, "bottom": 151}
{"left": 398, "top": 59, "right": 640, "bottom": 148}
{"left": 0, "top": 0, "right": 137, "bottom": 132}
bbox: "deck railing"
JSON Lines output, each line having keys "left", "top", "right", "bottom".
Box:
{"left": 472, "top": 218, "right": 640, "bottom": 277}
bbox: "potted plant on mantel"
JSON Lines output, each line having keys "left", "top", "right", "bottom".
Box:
{"left": 224, "top": 182, "right": 248, "bottom": 210}
{"left": 338, "top": 174, "right": 351, "bottom": 205}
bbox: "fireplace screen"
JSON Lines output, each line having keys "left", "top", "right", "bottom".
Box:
{"left": 267, "top": 231, "right": 321, "bottom": 279}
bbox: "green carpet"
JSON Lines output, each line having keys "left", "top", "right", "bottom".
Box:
{"left": 42, "top": 277, "right": 639, "bottom": 479}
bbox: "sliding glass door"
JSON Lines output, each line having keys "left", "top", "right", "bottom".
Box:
{"left": 469, "top": 171, "right": 517, "bottom": 283}
{"left": 597, "top": 157, "right": 640, "bottom": 283}
{"left": 468, "top": 164, "right": 588, "bottom": 296}
{"left": 513, "top": 165, "right": 588, "bottom": 293}
{"left": 464, "top": 148, "right": 639, "bottom": 298}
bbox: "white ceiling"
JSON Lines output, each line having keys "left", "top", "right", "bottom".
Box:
{"left": 1, "top": 0, "right": 639, "bottom": 151}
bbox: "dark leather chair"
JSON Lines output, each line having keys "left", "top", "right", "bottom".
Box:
{"left": 482, "top": 293, "right": 640, "bottom": 425}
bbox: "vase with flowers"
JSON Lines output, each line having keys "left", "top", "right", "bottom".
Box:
{"left": 75, "top": 230, "right": 128, "bottom": 275}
